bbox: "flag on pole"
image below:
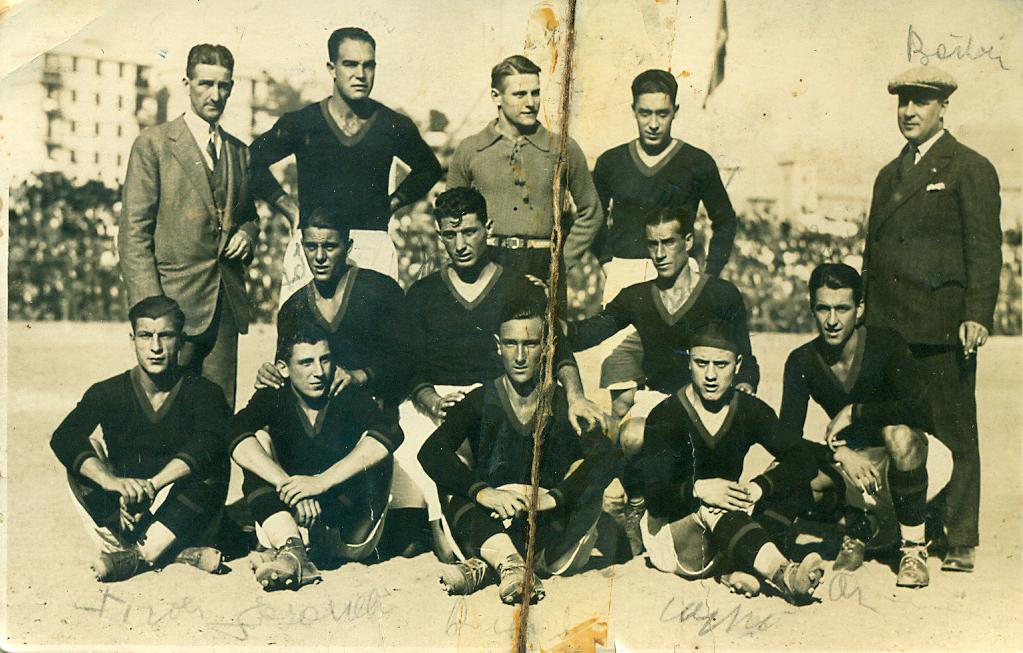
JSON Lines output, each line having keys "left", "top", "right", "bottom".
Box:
{"left": 703, "top": 0, "right": 728, "bottom": 109}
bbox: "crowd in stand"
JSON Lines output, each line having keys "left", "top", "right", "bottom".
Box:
{"left": 9, "top": 171, "right": 1021, "bottom": 334}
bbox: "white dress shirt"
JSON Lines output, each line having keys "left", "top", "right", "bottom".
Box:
{"left": 183, "top": 110, "right": 221, "bottom": 170}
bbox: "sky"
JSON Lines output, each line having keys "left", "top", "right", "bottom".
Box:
{"left": 1, "top": 0, "right": 1021, "bottom": 199}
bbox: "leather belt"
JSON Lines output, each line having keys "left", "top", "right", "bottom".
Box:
{"left": 488, "top": 235, "right": 551, "bottom": 250}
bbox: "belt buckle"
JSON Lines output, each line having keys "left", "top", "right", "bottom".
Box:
{"left": 503, "top": 236, "right": 526, "bottom": 249}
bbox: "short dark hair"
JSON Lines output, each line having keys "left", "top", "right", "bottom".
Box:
{"left": 302, "top": 207, "right": 352, "bottom": 239}
{"left": 645, "top": 205, "right": 696, "bottom": 236}
{"left": 808, "top": 263, "right": 863, "bottom": 305}
{"left": 631, "top": 69, "right": 678, "bottom": 105}
{"left": 687, "top": 320, "right": 739, "bottom": 355}
{"left": 499, "top": 287, "right": 549, "bottom": 329}
{"left": 434, "top": 187, "right": 488, "bottom": 224}
{"left": 185, "top": 44, "right": 234, "bottom": 78}
{"left": 328, "top": 27, "right": 376, "bottom": 62}
{"left": 491, "top": 55, "right": 541, "bottom": 90}
{"left": 275, "top": 319, "right": 331, "bottom": 364}
{"left": 129, "top": 295, "right": 185, "bottom": 333}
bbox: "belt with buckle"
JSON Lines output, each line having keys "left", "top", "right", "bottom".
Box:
{"left": 489, "top": 235, "right": 551, "bottom": 250}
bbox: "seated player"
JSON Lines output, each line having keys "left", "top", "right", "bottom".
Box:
{"left": 50, "top": 296, "right": 229, "bottom": 582}
{"left": 568, "top": 207, "right": 759, "bottom": 555}
{"left": 641, "top": 321, "right": 821, "bottom": 604}
{"left": 401, "top": 187, "right": 607, "bottom": 558}
{"left": 779, "top": 263, "right": 952, "bottom": 588}
{"left": 230, "top": 322, "right": 402, "bottom": 591}
{"left": 418, "top": 293, "right": 617, "bottom": 604}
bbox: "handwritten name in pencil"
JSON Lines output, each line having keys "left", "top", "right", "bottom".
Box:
{"left": 907, "top": 25, "right": 1010, "bottom": 71}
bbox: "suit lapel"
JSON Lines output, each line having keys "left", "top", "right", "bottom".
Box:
{"left": 872, "top": 132, "right": 957, "bottom": 235}
{"left": 167, "top": 117, "right": 217, "bottom": 218}
{"left": 217, "top": 137, "right": 238, "bottom": 253}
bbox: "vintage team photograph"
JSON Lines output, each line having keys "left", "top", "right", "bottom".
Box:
{"left": 1, "top": 0, "right": 1021, "bottom": 650}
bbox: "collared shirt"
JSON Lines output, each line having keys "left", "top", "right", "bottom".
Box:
{"left": 183, "top": 110, "right": 221, "bottom": 170}
{"left": 912, "top": 128, "right": 945, "bottom": 164}
{"left": 447, "top": 119, "right": 602, "bottom": 265}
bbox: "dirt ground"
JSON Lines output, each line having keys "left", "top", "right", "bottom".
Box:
{"left": 4, "top": 322, "right": 1022, "bottom": 651}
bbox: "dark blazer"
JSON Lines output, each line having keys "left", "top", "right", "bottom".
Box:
{"left": 862, "top": 131, "right": 1002, "bottom": 345}
{"left": 118, "top": 116, "right": 259, "bottom": 336}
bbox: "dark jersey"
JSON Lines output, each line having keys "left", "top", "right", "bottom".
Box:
{"left": 642, "top": 388, "right": 814, "bottom": 522}
{"left": 418, "top": 382, "right": 615, "bottom": 509}
{"left": 228, "top": 385, "right": 403, "bottom": 476}
{"left": 779, "top": 326, "right": 933, "bottom": 450}
{"left": 592, "top": 141, "right": 737, "bottom": 273}
{"left": 405, "top": 264, "right": 576, "bottom": 394}
{"left": 568, "top": 274, "right": 759, "bottom": 393}
{"left": 50, "top": 369, "right": 230, "bottom": 479}
{"left": 249, "top": 99, "right": 442, "bottom": 229}
{"left": 278, "top": 267, "right": 409, "bottom": 404}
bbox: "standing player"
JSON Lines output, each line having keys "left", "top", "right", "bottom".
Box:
{"left": 51, "top": 296, "right": 230, "bottom": 582}
{"left": 250, "top": 26, "right": 442, "bottom": 285}
{"left": 641, "top": 322, "right": 822, "bottom": 604}
{"left": 780, "top": 264, "right": 953, "bottom": 587}
{"left": 862, "top": 67, "right": 1002, "bottom": 571}
{"left": 400, "top": 187, "right": 607, "bottom": 558}
{"left": 229, "top": 322, "right": 402, "bottom": 591}
{"left": 119, "top": 44, "right": 271, "bottom": 409}
{"left": 418, "top": 294, "right": 617, "bottom": 605}
{"left": 567, "top": 207, "right": 758, "bottom": 554}
{"left": 447, "top": 55, "right": 603, "bottom": 285}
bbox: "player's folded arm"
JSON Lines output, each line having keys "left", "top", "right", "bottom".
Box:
{"left": 50, "top": 382, "right": 106, "bottom": 475}
{"left": 417, "top": 389, "right": 487, "bottom": 499}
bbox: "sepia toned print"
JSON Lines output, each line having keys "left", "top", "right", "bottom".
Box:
{"left": 2, "top": 0, "right": 1021, "bottom": 650}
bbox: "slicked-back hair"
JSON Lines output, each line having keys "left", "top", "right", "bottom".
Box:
{"left": 328, "top": 27, "right": 376, "bottom": 62}
{"left": 303, "top": 207, "right": 352, "bottom": 239}
{"left": 631, "top": 69, "right": 678, "bottom": 105}
{"left": 275, "top": 319, "right": 331, "bottom": 364}
{"left": 434, "top": 187, "right": 488, "bottom": 224}
{"left": 185, "top": 44, "right": 234, "bottom": 78}
{"left": 808, "top": 263, "right": 863, "bottom": 305}
{"left": 498, "top": 287, "right": 549, "bottom": 330}
{"left": 644, "top": 205, "right": 696, "bottom": 237}
{"left": 491, "top": 55, "right": 541, "bottom": 91}
{"left": 129, "top": 295, "right": 186, "bottom": 333}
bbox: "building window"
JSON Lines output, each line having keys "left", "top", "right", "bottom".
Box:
{"left": 94, "top": 123, "right": 101, "bottom": 136}
{"left": 94, "top": 152, "right": 100, "bottom": 164}
{"left": 71, "top": 90, "right": 77, "bottom": 102}
{"left": 117, "top": 125, "right": 123, "bottom": 137}
{"left": 118, "top": 62, "right": 124, "bottom": 78}
{"left": 70, "top": 120, "right": 76, "bottom": 133}
{"left": 70, "top": 150, "right": 77, "bottom": 163}
{"left": 72, "top": 57, "right": 78, "bottom": 72}
{"left": 117, "top": 154, "right": 123, "bottom": 167}
{"left": 96, "top": 60, "right": 102, "bottom": 75}
{"left": 117, "top": 95, "right": 124, "bottom": 109}
{"left": 95, "top": 93, "right": 101, "bottom": 106}
{"left": 47, "top": 87, "right": 56, "bottom": 99}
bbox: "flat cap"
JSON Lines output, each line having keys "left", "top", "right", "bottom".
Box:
{"left": 887, "top": 66, "right": 958, "bottom": 96}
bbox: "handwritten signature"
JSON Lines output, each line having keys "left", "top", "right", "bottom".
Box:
{"left": 659, "top": 594, "right": 778, "bottom": 638}
{"left": 826, "top": 571, "right": 877, "bottom": 613}
{"left": 74, "top": 586, "right": 392, "bottom": 641}
{"left": 907, "top": 25, "right": 1010, "bottom": 70}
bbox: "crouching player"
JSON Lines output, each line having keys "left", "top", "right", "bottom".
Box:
{"left": 418, "top": 293, "right": 616, "bottom": 605}
{"left": 229, "top": 322, "right": 402, "bottom": 591}
{"left": 50, "top": 296, "right": 229, "bottom": 582}
{"left": 641, "top": 322, "right": 823, "bottom": 604}
{"left": 779, "top": 264, "right": 952, "bottom": 587}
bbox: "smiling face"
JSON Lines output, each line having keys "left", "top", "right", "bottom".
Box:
{"left": 438, "top": 212, "right": 489, "bottom": 270}
{"left": 897, "top": 89, "right": 947, "bottom": 145}
{"left": 633, "top": 92, "right": 677, "bottom": 149}
{"left": 646, "top": 219, "right": 693, "bottom": 281}
{"left": 131, "top": 315, "right": 182, "bottom": 377}
{"left": 328, "top": 38, "right": 376, "bottom": 102}
{"left": 280, "top": 340, "right": 333, "bottom": 400}
{"left": 492, "top": 73, "right": 541, "bottom": 131}
{"left": 185, "top": 63, "right": 233, "bottom": 124}
{"left": 689, "top": 345, "right": 741, "bottom": 403}
{"left": 301, "top": 227, "right": 351, "bottom": 287}
{"left": 812, "top": 286, "right": 863, "bottom": 348}
{"left": 495, "top": 317, "right": 544, "bottom": 386}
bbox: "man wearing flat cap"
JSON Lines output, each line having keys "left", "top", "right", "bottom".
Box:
{"left": 861, "top": 65, "right": 1002, "bottom": 573}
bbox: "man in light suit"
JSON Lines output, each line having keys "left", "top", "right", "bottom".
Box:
{"left": 119, "top": 44, "right": 264, "bottom": 409}
{"left": 862, "top": 66, "right": 1002, "bottom": 573}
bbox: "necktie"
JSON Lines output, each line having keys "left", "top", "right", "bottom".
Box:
{"left": 899, "top": 144, "right": 918, "bottom": 180}
{"left": 207, "top": 126, "right": 219, "bottom": 167}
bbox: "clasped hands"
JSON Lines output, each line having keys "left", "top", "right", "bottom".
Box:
{"left": 694, "top": 478, "right": 763, "bottom": 515}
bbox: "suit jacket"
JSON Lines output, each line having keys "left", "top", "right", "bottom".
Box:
{"left": 118, "top": 116, "right": 259, "bottom": 336}
{"left": 862, "top": 131, "right": 1002, "bottom": 345}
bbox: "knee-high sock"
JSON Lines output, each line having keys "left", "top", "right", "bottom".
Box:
{"left": 888, "top": 465, "right": 928, "bottom": 527}
{"left": 709, "top": 511, "right": 772, "bottom": 573}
